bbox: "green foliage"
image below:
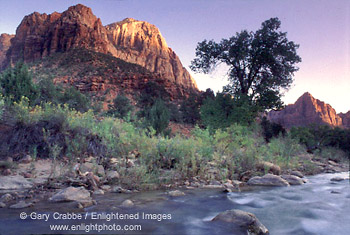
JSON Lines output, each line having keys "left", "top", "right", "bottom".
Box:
{"left": 0, "top": 100, "right": 105, "bottom": 159}
{"left": 180, "top": 93, "right": 201, "bottom": 124}
{"left": 108, "top": 94, "right": 133, "bottom": 119}
{"left": 191, "top": 17, "right": 301, "bottom": 111}
{"left": 180, "top": 89, "right": 214, "bottom": 125}
{"left": 0, "top": 95, "right": 308, "bottom": 188}
{"left": 35, "top": 77, "right": 91, "bottom": 113}
{"left": 0, "top": 62, "right": 38, "bottom": 104}
{"left": 138, "top": 81, "right": 170, "bottom": 108}
{"left": 60, "top": 87, "right": 90, "bottom": 113}
{"left": 146, "top": 99, "right": 170, "bottom": 136}
{"left": 200, "top": 93, "right": 257, "bottom": 130}
{"left": 35, "top": 78, "right": 63, "bottom": 105}
{"left": 260, "top": 117, "right": 286, "bottom": 142}
{"left": 0, "top": 95, "right": 4, "bottom": 119}
{"left": 167, "top": 102, "right": 182, "bottom": 123}
{"left": 290, "top": 125, "right": 350, "bottom": 158}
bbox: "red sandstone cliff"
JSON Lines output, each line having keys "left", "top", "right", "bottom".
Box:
{"left": 0, "top": 4, "right": 197, "bottom": 93}
{"left": 268, "top": 92, "right": 347, "bottom": 128}
{"left": 0, "top": 33, "right": 14, "bottom": 66}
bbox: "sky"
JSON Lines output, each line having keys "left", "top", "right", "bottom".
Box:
{"left": 0, "top": 0, "right": 349, "bottom": 112}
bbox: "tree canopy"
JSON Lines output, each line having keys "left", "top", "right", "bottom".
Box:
{"left": 191, "top": 17, "right": 301, "bottom": 110}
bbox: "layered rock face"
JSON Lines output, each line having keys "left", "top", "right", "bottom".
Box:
{"left": 339, "top": 112, "right": 350, "bottom": 128}
{"left": 105, "top": 18, "right": 197, "bottom": 89}
{"left": 4, "top": 5, "right": 112, "bottom": 67}
{"left": 0, "top": 33, "right": 14, "bottom": 66}
{"left": 268, "top": 92, "right": 347, "bottom": 128}
{"left": 1, "top": 4, "right": 197, "bottom": 92}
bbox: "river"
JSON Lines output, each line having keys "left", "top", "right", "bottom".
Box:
{"left": 0, "top": 172, "right": 349, "bottom": 234}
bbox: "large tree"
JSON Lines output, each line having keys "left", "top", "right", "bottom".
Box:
{"left": 190, "top": 17, "right": 301, "bottom": 110}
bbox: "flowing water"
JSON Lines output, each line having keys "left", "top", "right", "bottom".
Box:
{"left": 0, "top": 172, "right": 349, "bottom": 235}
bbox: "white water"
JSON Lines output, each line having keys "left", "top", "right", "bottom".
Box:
{"left": 0, "top": 172, "right": 349, "bottom": 234}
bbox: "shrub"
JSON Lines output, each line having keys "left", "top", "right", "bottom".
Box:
{"left": 0, "top": 101, "right": 105, "bottom": 160}
{"left": 180, "top": 92, "right": 201, "bottom": 124}
{"left": 0, "top": 95, "right": 4, "bottom": 119}
{"left": 108, "top": 94, "right": 133, "bottom": 119}
{"left": 35, "top": 78, "right": 63, "bottom": 105}
{"left": 61, "top": 87, "right": 90, "bottom": 113}
{"left": 0, "top": 62, "right": 38, "bottom": 104}
{"left": 145, "top": 99, "right": 170, "bottom": 136}
{"left": 260, "top": 117, "right": 286, "bottom": 142}
{"left": 291, "top": 125, "right": 350, "bottom": 157}
{"left": 138, "top": 81, "right": 170, "bottom": 108}
{"left": 200, "top": 93, "right": 258, "bottom": 131}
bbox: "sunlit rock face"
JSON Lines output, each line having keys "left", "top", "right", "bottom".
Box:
{"left": 1, "top": 4, "right": 197, "bottom": 92}
{"left": 3, "top": 4, "right": 111, "bottom": 68}
{"left": 105, "top": 18, "right": 197, "bottom": 90}
{"left": 268, "top": 92, "right": 346, "bottom": 128}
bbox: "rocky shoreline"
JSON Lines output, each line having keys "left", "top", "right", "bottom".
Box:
{"left": 0, "top": 154, "right": 348, "bottom": 208}
{"left": 0, "top": 155, "right": 348, "bottom": 234}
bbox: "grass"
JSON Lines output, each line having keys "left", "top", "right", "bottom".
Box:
{"left": 1, "top": 98, "right": 347, "bottom": 190}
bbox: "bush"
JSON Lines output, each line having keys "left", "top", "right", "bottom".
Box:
{"left": 291, "top": 125, "right": 350, "bottom": 156}
{"left": 0, "top": 95, "right": 4, "bottom": 119}
{"left": 0, "top": 100, "right": 105, "bottom": 160}
{"left": 180, "top": 93, "right": 201, "bottom": 124}
{"left": 200, "top": 93, "right": 258, "bottom": 131}
{"left": 0, "top": 62, "right": 38, "bottom": 104}
{"left": 108, "top": 94, "right": 133, "bottom": 119}
{"left": 260, "top": 117, "right": 286, "bottom": 142}
{"left": 138, "top": 81, "right": 170, "bottom": 108}
{"left": 61, "top": 87, "right": 90, "bottom": 113}
{"left": 145, "top": 99, "right": 170, "bottom": 136}
{"left": 35, "top": 78, "right": 63, "bottom": 105}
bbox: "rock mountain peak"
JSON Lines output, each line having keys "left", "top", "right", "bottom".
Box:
{"left": 0, "top": 4, "right": 197, "bottom": 91}
{"left": 268, "top": 92, "right": 349, "bottom": 128}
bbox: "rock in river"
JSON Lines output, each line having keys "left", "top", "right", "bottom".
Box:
{"left": 50, "top": 187, "right": 91, "bottom": 203}
{"left": 247, "top": 174, "right": 289, "bottom": 187}
{"left": 168, "top": 190, "right": 185, "bottom": 197}
{"left": 212, "top": 209, "right": 269, "bottom": 235}
{"left": 330, "top": 176, "right": 346, "bottom": 182}
{"left": 281, "top": 175, "right": 304, "bottom": 185}
{"left": 9, "top": 200, "right": 33, "bottom": 209}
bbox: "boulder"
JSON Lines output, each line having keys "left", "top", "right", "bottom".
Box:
{"left": 121, "top": 199, "right": 134, "bottom": 207}
{"left": 256, "top": 161, "right": 281, "bottom": 175}
{"left": 281, "top": 175, "right": 304, "bottom": 185}
{"left": 106, "top": 170, "right": 120, "bottom": 181}
{"left": 290, "top": 170, "right": 304, "bottom": 178}
{"left": 232, "top": 180, "right": 245, "bottom": 187}
{"left": 9, "top": 200, "right": 33, "bottom": 209}
{"left": 212, "top": 209, "right": 269, "bottom": 235}
{"left": 2, "top": 169, "right": 12, "bottom": 176}
{"left": 168, "top": 190, "right": 185, "bottom": 197}
{"left": 247, "top": 174, "right": 289, "bottom": 187}
{"left": 50, "top": 187, "right": 91, "bottom": 203}
{"left": 93, "top": 189, "right": 105, "bottom": 195}
{"left": 0, "top": 176, "right": 33, "bottom": 190}
{"left": 80, "top": 163, "right": 105, "bottom": 177}
{"left": 330, "top": 176, "right": 346, "bottom": 182}
{"left": 100, "top": 185, "right": 111, "bottom": 191}
{"left": 18, "top": 155, "right": 32, "bottom": 164}
{"left": 0, "top": 193, "right": 13, "bottom": 203}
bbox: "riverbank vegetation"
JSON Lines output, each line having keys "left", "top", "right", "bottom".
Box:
{"left": 0, "top": 81, "right": 348, "bottom": 190}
